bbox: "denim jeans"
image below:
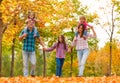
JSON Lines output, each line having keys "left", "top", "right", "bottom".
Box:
{"left": 22, "top": 51, "right": 36, "bottom": 76}
{"left": 56, "top": 58, "right": 64, "bottom": 77}
{"left": 77, "top": 48, "right": 89, "bottom": 76}
{"left": 24, "top": 27, "right": 38, "bottom": 35}
{"left": 75, "top": 30, "right": 87, "bottom": 37}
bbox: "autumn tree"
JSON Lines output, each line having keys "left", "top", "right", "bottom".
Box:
{"left": 0, "top": 0, "right": 3, "bottom": 77}
{"left": 95, "top": 0, "right": 120, "bottom": 76}
{"left": 0, "top": 0, "right": 90, "bottom": 76}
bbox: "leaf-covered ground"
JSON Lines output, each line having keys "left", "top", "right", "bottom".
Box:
{"left": 0, "top": 76, "right": 120, "bottom": 83}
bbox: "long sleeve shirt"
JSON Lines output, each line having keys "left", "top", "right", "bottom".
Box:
{"left": 46, "top": 42, "right": 68, "bottom": 58}
{"left": 71, "top": 33, "right": 96, "bottom": 50}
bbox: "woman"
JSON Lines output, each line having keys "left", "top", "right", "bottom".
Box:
{"left": 70, "top": 24, "right": 96, "bottom": 77}
{"left": 43, "top": 35, "right": 68, "bottom": 77}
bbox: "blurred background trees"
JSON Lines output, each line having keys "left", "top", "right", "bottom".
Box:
{"left": 0, "top": 0, "right": 120, "bottom": 77}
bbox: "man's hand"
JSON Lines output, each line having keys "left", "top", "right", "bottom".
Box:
{"left": 22, "top": 33, "right": 27, "bottom": 39}
{"left": 19, "top": 33, "right": 27, "bottom": 40}
{"left": 23, "top": 33, "right": 27, "bottom": 37}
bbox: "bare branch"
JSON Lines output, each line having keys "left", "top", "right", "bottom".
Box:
{"left": 106, "top": 14, "right": 112, "bottom": 33}
{"left": 104, "top": 28, "right": 111, "bottom": 37}
{"left": 111, "top": 4, "right": 115, "bottom": 38}
{"left": 98, "top": 24, "right": 111, "bottom": 37}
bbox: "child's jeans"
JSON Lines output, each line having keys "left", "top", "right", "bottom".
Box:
{"left": 24, "top": 27, "right": 38, "bottom": 36}
{"left": 75, "top": 30, "right": 87, "bottom": 37}
{"left": 56, "top": 58, "right": 65, "bottom": 77}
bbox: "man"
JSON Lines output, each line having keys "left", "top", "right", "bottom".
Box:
{"left": 19, "top": 20, "right": 45, "bottom": 77}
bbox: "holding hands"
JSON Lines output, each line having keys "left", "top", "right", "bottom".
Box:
{"left": 68, "top": 48, "right": 72, "bottom": 53}
{"left": 42, "top": 45, "right": 72, "bottom": 53}
{"left": 43, "top": 47, "right": 47, "bottom": 51}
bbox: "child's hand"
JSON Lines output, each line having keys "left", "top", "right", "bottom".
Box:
{"left": 90, "top": 26, "right": 93, "bottom": 29}
{"left": 25, "top": 19, "right": 31, "bottom": 23}
{"left": 43, "top": 47, "right": 47, "bottom": 51}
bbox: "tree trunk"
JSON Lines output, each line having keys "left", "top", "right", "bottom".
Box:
{"left": 0, "top": 7, "right": 3, "bottom": 76}
{"left": 70, "top": 28, "right": 74, "bottom": 77}
{"left": 0, "top": 0, "right": 17, "bottom": 76}
{"left": 70, "top": 49, "right": 73, "bottom": 77}
{"left": 10, "top": 38, "right": 15, "bottom": 77}
{"left": 109, "top": 4, "right": 114, "bottom": 76}
{"left": 43, "top": 50, "right": 46, "bottom": 77}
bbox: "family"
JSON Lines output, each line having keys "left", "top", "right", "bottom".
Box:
{"left": 19, "top": 11, "right": 96, "bottom": 77}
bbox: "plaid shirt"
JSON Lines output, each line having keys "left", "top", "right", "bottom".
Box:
{"left": 20, "top": 27, "right": 40, "bottom": 52}
{"left": 72, "top": 33, "right": 95, "bottom": 50}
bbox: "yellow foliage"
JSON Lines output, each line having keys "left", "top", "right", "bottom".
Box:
{"left": 87, "top": 41, "right": 120, "bottom": 75}
{"left": 0, "top": 0, "right": 89, "bottom": 47}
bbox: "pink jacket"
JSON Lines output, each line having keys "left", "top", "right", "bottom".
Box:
{"left": 76, "top": 22, "right": 92, "bottom": 31}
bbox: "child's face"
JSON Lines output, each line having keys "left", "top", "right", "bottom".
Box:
{"left": 80, "top": 18, "right": 85, "bottom": 23}
{"left": 29, "top": 13, "right": 35, "bottom": 19}
{"left": 58, "top": 36, "right": 63, "bottom": 43}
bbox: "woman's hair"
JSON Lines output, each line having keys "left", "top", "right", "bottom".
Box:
{"left": 77, "top": 24, "right": 85, "bottom": 37}
{"left": 57, "top": 35, "right": 66, "bottom": 50}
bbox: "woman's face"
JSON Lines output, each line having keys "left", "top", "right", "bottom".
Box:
{"left": 58, "top": 36, "right": 63, "bottom": 43}
{"left": 78, "top": 26, "right": 83, "bottom": 33}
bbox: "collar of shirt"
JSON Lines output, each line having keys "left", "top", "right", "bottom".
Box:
{"left": 26, "top": 27, "right": 35, "bottom": 32}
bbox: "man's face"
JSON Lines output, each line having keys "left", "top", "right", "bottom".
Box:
{"left": 27, "top": 20, "right": 34, "bottom": 28}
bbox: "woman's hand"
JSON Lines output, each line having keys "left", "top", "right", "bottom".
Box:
{"left": 68, "top": 48, "right": 72, "bottom": 53}
{"left": 90, "top": 26, "right": 93, "bottom": 29}
{"left": 90, "top": 26, "right": 96, "bottom": 37}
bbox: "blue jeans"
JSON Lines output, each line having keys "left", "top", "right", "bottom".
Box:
{"left": 22, "top": 51, "right": 36, "bottom": 76}
{"left": 24, "top": 27, "right": 38, "bottom": 35}
{"left": 77, "top": 48, "right": 89, "bottom": 76}
{"left": 75, "top": 30, "right": 87, "bottom": 37}
{"left": 56, "top": 58, "right": 64, "bottom": 77}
